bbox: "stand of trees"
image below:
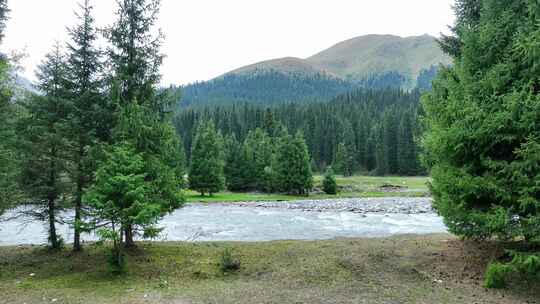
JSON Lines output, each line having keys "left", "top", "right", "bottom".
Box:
{"left": 175, "top": 88, "right": 425, "bottom": 176}
{"left": 0, "top": 0, "right": 185, "bottom": 271}
{"left": 188, "top": 122, "right": 313, "bottom": 195}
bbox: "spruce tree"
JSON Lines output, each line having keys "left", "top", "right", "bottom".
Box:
{"left": 274, "top": 131, "right": 313, "bottom": 195}
{"left": 322, "top": 167, "right": 338, "bottom": 195}
{"left": 382, "top": 110, "right": 399, "bottom": 174}
{"left": 103, "top": 0, "right": 185, "bottom": 247}
{"left": 341, "top": 119, "right": 357, "bottom": 174}
{"left": 18, "top": 44, "right": 71, "bottom": 249}
{"left": 0, "top": 0, "right": 18, "bottom": 214}
{"left": 224, "top": 135, "right": 250, "bottom": 191}
{"left": 423, "top": 0, "right": 540, "bottom": 241}
{"left": 65, "top": 0, "right": 103, "bottom": 251}
{"left": 244, "top": 128, "right": 273, "bottom": 191}
{"left": 189, "top": 121, "right": 225, "bottom": 196}
{"left": 84, "top": 143, "right": 159, "bottom": 272}
{"left": 397, "top": 111, "right": 420, "bottom": 176}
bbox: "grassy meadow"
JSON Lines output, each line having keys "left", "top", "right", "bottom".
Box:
{"left": 1, "top": 234, "right": 538, "bottom": 304}
{"left": 186, "top": 175, "right": 430, "bottom": 203}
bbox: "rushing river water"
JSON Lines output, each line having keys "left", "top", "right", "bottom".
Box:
{"left": 0, "top": 202, "right": 447, "bottom": 246}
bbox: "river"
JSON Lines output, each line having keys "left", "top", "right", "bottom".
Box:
{"left": 0, "top": 198, "right": 447, "bottom": 245}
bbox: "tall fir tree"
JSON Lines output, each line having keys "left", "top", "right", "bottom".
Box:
{"left": 382, "top": 110, "right": 399, "bottom": 174}
{"left": 397, "top": 110, "right": 420, "bottom": 176}
{"left": 18, "top": 44, "right": 71, "bottom": 249}
{"left": 423, "top": 0, "right": 540, "bottom": 242}
{"left": 223, "top": 135, "right": 250, "bottom": 191}
{"left": 333, "top": 142, "right": 354, "bottom": 177}
{"left": 65, "top": 0, "right": 103, "bottom": 251}
{"left": 274, "top": 131, "right": 313, "bottom": 195}
{"left": 0, "top": 0, "right": 18, "bottom": 214}
{"left": 243, "top": 128, "right": 273, "bottom": 191}
{"left": 101, "top": 0, "right": 185, "bottom": 247}
{"left": 189, "top": 121, "right": 225, "bottom": 196}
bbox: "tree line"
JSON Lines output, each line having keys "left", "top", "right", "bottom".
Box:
{"left": 178, "top": 67, "right": 440, "bottom": 108}
{"left": 179, "top": 70, "right": 355, "bottom": 107}
{"left": 174, "top": 87, "right": 425, "bottom": 177}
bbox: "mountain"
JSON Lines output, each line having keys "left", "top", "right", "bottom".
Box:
{"left": 179, "top": 34, "right": 451, "bottom": 107}
{"left": 306, "top": 34, "right": 451, "bottom": 85}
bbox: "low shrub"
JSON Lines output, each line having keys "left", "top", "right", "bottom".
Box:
{"left": 485, "top": 251, "right": 540, "bottom": 289}
{"left": 485, "top": 262, "right": 509, "bottom": 289}
{"left": 219, "top": 248, "right": 241, "bottom": 273}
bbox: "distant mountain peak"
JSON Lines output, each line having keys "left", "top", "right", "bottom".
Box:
{"left": 180, "top": 34, "right": 451, "bottom": 107}
{"left": 223, "top": 34, "right": 450, "bottom": 88}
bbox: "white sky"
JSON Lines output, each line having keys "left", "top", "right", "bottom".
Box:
{"left": 4, "top": 0, "right": 455, "bottom": 85}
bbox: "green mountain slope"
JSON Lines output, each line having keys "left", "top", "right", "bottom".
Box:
{"left": 306, "top": 34, "right": 451, "bottom": 84}
{"left": 179, "top": 34, "right": 451, "bottom": 107}
{"left": 223, "top": 34, "right": 451, "bottom": 88}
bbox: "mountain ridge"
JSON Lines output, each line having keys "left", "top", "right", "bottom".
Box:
{"left": 179, "top": 34, "right": 451, "bottom": 107}
{"left": 221, "top": 34, "right": 451, "bottom": 87}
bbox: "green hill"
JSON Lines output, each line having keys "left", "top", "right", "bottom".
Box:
{"left": 224, "top": 34, "right": 451, "bottom": 88}
{"left": 179, "top": 34, "right": 451, "bottom": 106}
{"left": 306, "top": 34, "right": 452, "bottom": 86}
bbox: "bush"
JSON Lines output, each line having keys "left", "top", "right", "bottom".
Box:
{"left": 485, "top": 251, "right": 540, "bottom": 289}
{"left": 485, "top": 262, "right": 509, "bottom": 289}
{"left": 322, "top": 167, "right": 337, "bottom": 195}
{"left": 219, "top": 248, "right": 240, "bottom": 273}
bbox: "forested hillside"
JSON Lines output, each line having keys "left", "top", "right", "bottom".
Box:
{"left": 179, "top": 34, "right": 449, "bottom": 107}
{"left": 174, "top": 88, "right": 424, "bottom": 176}
{"left": 179, "top": 70, "right": 354, "bottom": 107}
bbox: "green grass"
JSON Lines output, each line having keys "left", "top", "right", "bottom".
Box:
{"left": 1, "top": 235, "right": 538, "bottom": 304}
{"left": 186, "top": 175, "right": 430, "bottom": 203}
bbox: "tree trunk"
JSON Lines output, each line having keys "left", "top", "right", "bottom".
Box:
{"left": 73, "top": 149, "right": 84, "bottom": 252}
{"left": 73, "top": 193, "right": 82, "bottom": 251}
{"left": 48, "top": 199, "right": 59, "bottom": 249}
{"left": 124, "top": 224, "right": 135, "bottom": 248}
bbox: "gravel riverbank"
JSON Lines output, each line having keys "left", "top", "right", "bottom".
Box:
{"left": 206, "top": 197, "right": 435, "bottom": 214}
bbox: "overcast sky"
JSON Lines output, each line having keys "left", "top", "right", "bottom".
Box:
{"left": 4, "top": 0, "right": 455, "bottom": 85}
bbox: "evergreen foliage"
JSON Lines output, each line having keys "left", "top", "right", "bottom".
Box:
{"left": 485, "top": 252, "right": 540, "bottom": 289}
{"left": 180, "top": 70, "right": 355, "bottom": 107}
{"left": 84, "top": 143, "right": 159, "bottom": 272}
{"left": 188, "top": 121, "right": 225, "bottom": 196}
{"left": 422, "top": 0, "right": 540, "bottom": 242}
{"left": 322, "top": 167, "right": 337, "bottom": 195}
{"left": 416, "top": 66, "right": 439, "bottom": 91}
{"left": 243, "top": 128, "right": 273, "bottom": 191}
{"left": 175, "top": 88, "right": 424, "bottom": 176}
{"left": 273, "top": 132, "right": 313, "bottom": 195}
{"left": 223, "top": 135, "right": 250, "bottom": 191}
{"left": 101, "top": 0, "right": 185, "bottom": 248}
{"left": 18, "top": 44, "right": 71, "bottom": 249}
{"left": 0, "top": 0, "right": 19, "bottom": 214}
{"left": 64, "top": 0, "right": 104, "bottom": 251}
